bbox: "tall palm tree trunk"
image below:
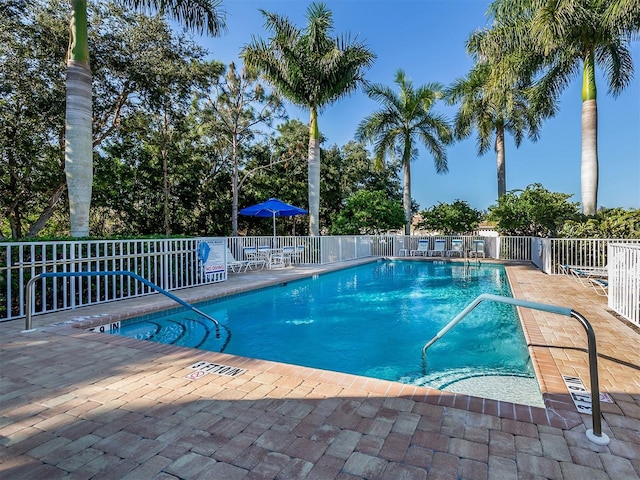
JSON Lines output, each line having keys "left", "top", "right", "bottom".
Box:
{"left": 581, "top": 52, "right": 598, "bottom": 215}
{"left": 65, "top": 1, "right": 92, "bottom": 237}
{"left": 308, "top": 107, "right": 320, "bottom": 236}
{"left": 495, "top": 125, "right": 506, "bottom": 197}
{"left": 65, "top": 61, "right": 93, "bottom": 237}
{"left": 402, "top": 161, "right": 412, "bottom": 235}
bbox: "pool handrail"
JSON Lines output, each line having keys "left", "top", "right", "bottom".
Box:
{"left": 24, "top": 270, "right": 221, "bottom": 338}
{"left": 422, "top": 293, "right": 609, "bottom": 446}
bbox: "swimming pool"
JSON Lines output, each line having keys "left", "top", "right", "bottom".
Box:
{"left": 111, "top": 260, "right": 543, "bottom": 406}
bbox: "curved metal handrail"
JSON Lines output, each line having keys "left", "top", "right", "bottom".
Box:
{"left": 24, "top": 270, "right": 221, "bottom": 338}
{"left": 422, "top": 293, "right": 609, "bottom": 446}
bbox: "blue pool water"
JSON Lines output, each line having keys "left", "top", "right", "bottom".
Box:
{"left": 112, "top": 260, "right": 543, "bottom": 405}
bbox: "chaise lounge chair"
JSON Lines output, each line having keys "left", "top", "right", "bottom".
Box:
{"left": 469, "top": 239, "right": 485, "bottom": 258}
{"left": 446, "top": 239, "right": 463, "bottom": 258}
{"left": 590, "top": 278, "right": 608, "bottom": 297}
{"left": 411, "top": 239, "right": 430, "bottom": 256}
{"left": 226, "top": 248, "right": 251, "bottom": 273}
{"left": 560, "top": 264, "right": 608, "bottom": 288}
{"left": 428, "top": 239, "right": 446, "bottom": 257}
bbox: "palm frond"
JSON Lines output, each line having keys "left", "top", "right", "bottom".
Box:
{"left": 242, "top": 3, "right": 374, "bottom": 113}
{"left": 125, "top": 0, "right": 226, "bottom": 36}
{"left": 595, "top": 39, "right": 634, "bottom": 96}
{"left": 604, "top": 0, "right": 640, "bottom": 37}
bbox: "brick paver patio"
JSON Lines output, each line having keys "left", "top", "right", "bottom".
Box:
{"left": 1, "top": 259, "right": 638, "bottom": 479}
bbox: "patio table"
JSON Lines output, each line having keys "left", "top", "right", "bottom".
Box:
{"left": 257, "top": 247, "right": 285, "bottom": 268}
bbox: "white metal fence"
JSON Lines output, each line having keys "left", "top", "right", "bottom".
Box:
{"left": 1, "top": 238, "right": 226, "bottom": 322}
{"left": 547, "top": 238, "right": 640, "bottom": 274}
{"left": 394, "top": 235, "right": 532, "bottom": 260}
{"left": 2, "top": 235, "right": 639, "bottom": 324}
{"left": 0, "top": 234, "right": 486, "bottom": 321}
{"left": 608, "top": 244, "right": 640, "bottom": 327}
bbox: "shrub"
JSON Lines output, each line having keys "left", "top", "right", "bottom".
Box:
{"left": 488, "top": 184, "right": 580, "bottom": 237}
{"left": 416, "top": 200, "right": 482, "bottom": 235}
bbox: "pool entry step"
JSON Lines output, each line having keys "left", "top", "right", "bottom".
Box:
{"left": 422, "top": 293, "right": 610, "bottom": 446}
{"left": 103, "top": 315, "right": 231, "bottom": 353}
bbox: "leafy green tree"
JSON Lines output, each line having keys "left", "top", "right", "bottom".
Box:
{"left": 417, "top": 200, "right": 482, "bottom": 235}
{"left": 559, "top": 208, "right": 640, "bottom": 239}
{"left": 64, "top": 0, "right": 226, "bottom": 237}
{"left": 479, "top": 0, "right": 637, "bottom": 215}
{"left": 1, "top": 1, "right": 68, "bottom": 239}
{"left": 89, "top": 16, "right": 227, "bottom": 236}
{"left": 319, "top": 145, "right": 345, "bottom": 233}
{"left": 242, "top": 2, "right": 375, "bottom": 236}
{"left": 488, "top": 184, "right": 580, "bottom": 237}
{"left": 338, "top": 141, "right": 403, "bottom": 201}
{"left": 142, "top": 60, "right": 218, "bottom": 236}
{"left": 3, "top": 1, "right": 215, "bottom": 238}
{"left": 356, "top": 69, "right": 453, "bottom": 235}
{"left": 197, "top": 62, "right": 285, "bottom": 236}
{"left": 95, "top": 110, "right": 233, "bottom": 237}
{"left": 330, "top": 190, "right": 405, "bottom": 235}
{"left": 446, "top": 62, "right": 546, "bottom": 198}
{"left": 320, "top": 142, "right": 402, "bottom": 234}
{"left": 240, "top": 120, "right": 310, "bottom": 236}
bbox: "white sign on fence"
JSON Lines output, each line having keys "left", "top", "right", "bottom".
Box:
{"left": 198, "top": 239, "right": 225, "bottom": 276}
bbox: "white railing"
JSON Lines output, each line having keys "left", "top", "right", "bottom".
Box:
{"left": 3, "top": 234, "right": 639, "bottom": 323}
{"left": 227, "top": 235, "right": 395, "bottom": 264}
{"left": 1, "top": 238, "right": 226, "bottom": 321}
{"left": 608, "top": 244, "right": 640, "bottom": 326}
{"left": 548, "top": 238, "right": 640, "bottom": 274}
{"left": 498, "top": 236, "right": 535, "bottom": 261}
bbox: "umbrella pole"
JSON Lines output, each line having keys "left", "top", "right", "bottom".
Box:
{"left": 273, "top": 213, "right": 276, "bottom": 243}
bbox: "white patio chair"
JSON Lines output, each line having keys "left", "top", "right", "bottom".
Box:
{"left": 256, "top": 246, "right": 275, "bottom": 268}
{"left": 242, "top": 247, "right": 266, "bottom": 270}
{"left": 270, "top": 245, "right": 295, "bottom": 268}
{"left": 289, "top": 245, "right": 305, "bottom": 264}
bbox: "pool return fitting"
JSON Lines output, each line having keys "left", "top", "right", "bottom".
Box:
{"left": 422, "top": 293, "right": 610, "bottom": 446}
{"left": 24, "top": 271, "right": 222, "bottom": 340}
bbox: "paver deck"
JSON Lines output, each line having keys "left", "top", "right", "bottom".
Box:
{"left": 1, "top": 259, "right": 639, "bottom": 479}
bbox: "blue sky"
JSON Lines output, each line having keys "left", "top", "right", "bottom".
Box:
{"left": 189, "top": 0, "right": 639, "bottom": 212}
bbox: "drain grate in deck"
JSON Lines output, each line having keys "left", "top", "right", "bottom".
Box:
{"left": 186, "top": 361, "right": 246, "bottom": 379}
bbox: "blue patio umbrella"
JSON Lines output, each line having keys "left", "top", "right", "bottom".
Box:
{"left": 239, "top": 198, "right": 308, "bottom": 237}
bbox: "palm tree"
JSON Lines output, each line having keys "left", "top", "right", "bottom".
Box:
{"left": 242, "top": 2, "right": 375, "bottom": 236}
{"left": 65, "top": 0, "right": 226, "bottom": 237}
{"left": 479, "top": 0, "right": 637, "bottom": 215}
{"left": 356, "top": 69, "right": 453, "bottom": 235}
{"left": 446, "top": 62, "right": 546, "bottom": 198}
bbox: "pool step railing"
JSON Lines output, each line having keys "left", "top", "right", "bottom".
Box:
{"left": 464, "top": 246, "right": 481, "bottom": 267}
{"left": 421, "top": 293, "right": 609, "bottom": 446}
{"left": 24, "top": 270, "right": 222, "bottom": 339}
